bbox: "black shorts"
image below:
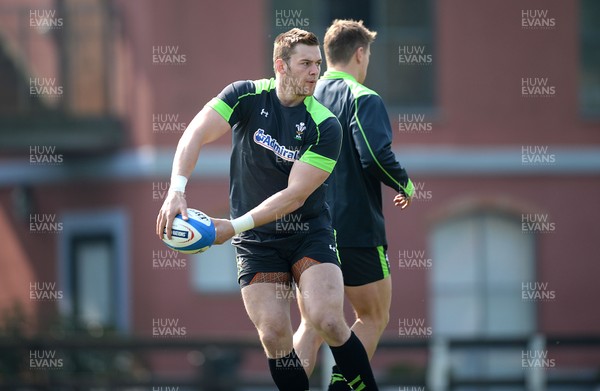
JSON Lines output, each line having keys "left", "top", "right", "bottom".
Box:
{"left": 234, "top": 228, "right": 341, "bottom": 288}
{"left": 338, "top": 245, "right": 390, "bottom": 287}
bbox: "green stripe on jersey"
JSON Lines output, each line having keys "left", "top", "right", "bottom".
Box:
{"left": 207, "top": 97, "right": 233, "bottom": 122}
{"left": 300, "top": 150, "right": 336, "bottom": 173}
{"left": 303, "top": 95, "right": 337, "bottom": 125}
{"left": 253, "top": 78, "right": 276, "bottom": 94}
{"left": 378, "top": 245, "right": 390, "bottom": 278}
{"left": 322, "top": 70, "right": 378, "bottom": 99}
{"left": 403, "top": 178, "right": 415, "bottom": 198}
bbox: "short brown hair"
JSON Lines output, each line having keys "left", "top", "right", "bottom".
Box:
{"left": 273, "top": 28, "right": 320, "bottom": 64}
{"left": 324, "top": 19, "right": 377, "bottom": 65}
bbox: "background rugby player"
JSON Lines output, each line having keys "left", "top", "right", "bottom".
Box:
{"left": 293, "top": 20, "right": 414, "bottom": 390}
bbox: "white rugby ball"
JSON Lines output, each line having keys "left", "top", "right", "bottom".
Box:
{"left": 162, "top": 208, "right": 216, "bottom": 254}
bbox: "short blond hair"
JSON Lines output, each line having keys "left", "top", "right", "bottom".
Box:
{"left": 324, "top": 19, "right": 377, "bottom": 65}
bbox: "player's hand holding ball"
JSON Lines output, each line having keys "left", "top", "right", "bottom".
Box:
{"left": 158, "top": 206, "right": 216, "bottom": 254}
{"left": 156, "top": 190, "right": 188, "bottom": 240}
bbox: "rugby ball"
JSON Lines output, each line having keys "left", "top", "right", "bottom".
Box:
{"left": 162, "top": 208, "right": 216, "bottom": 254}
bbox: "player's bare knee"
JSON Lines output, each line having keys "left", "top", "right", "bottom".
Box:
{"left": 312, "top": 313, "right": 347, "bottom": 341}
{"left": 258, "top": 322, "right": 292, "bottom": 353}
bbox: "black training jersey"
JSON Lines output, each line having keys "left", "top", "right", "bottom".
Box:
{"left": 314, "top": 70, "right": 413, "bottom": 248}
{"left": 207, "top": 78, "right": 342, "bottom": 240}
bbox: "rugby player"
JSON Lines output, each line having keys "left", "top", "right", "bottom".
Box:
{"left": 156, "top": 28, "right": 380, "bottom": 391}
{"left": 292, "top": 20, "right": 414, "bottom": 390}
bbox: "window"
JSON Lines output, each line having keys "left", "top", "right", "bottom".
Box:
{"left": 370, "top": 0, "right": 435, "bottom": 109}
{"left": 71, "top": 235, "right": 115, "bottom": 328}
{"left": 580, "top": 0, "right": 600, "bottom": 117}
{"left": 59, "top": 209, "right": 129, "bottom": 333}
{"left": 268, "top": 0, "right": 436, "bottom": 110}
{"left": 430, "top": 211, "right": 535, "bottom": 382}
{"left": 191, "top": 240, "right": 238, "bottom": 293}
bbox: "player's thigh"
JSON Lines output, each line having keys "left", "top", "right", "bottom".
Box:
{"left": 345, "top": 277, "right": 392, "bottom": 319}
{"left": 241, "top": 282, "right": 293, "bottom": 331}
{"left": 297, "top": 263, "right": 345, "bottom": 319}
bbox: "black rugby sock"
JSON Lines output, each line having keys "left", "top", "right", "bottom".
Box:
{"left": 328, "top": 365, "right": 352, "bottom": 390}
{"left": 329, "top": 332, "right": 378, "bottom": 390}
{"left": 268, "top": 349, "right": 310, "bottom": 391}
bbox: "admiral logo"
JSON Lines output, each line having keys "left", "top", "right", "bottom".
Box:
{"left": 254, "top": 129, "right": 300, "bottom": 162}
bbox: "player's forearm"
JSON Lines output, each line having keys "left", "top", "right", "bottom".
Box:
{"left": 171, "top": 136, "right": 201, "bottom": 180}
{"left": 246, "top": 188, "right": 306, "bottom": 228}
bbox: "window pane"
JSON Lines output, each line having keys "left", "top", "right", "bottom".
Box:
{"left": 74, "top": 238, "right": 113, "bottom": 326}
{"left": 580, "top": 0, "right": 600, "bottom": 116}
{"left": 486, "top": 294, "right": 534, "bottom": 335}
{"left": 484, "top": 214, "right": 534, "bottom": 286}
{"left": 192, "top": 240, "right": 238, "bottom": 293}
{"left": 432, "top": 216, "right": 479, "bottom": 286}
{"left": 385, "top": 0, "right": 431, "bottom": 28}
{"left": 433, "top": 293, "right": 479, "bottom": 336}
{"left": 431, "top": 211, "right": 535, "bottom": 337}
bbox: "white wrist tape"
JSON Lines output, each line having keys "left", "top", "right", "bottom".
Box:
{"left": 169, "top": 174, "right": 188, "bottom": 193}
{"left": 230, "top": 214, "right": 255, "bottom": 235}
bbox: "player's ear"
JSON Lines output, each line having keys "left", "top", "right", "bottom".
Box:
{"left": 355, "top": 46, "right": 365, "bottom": 64}
{"left": 274, "top": 58, "right": 287, "bottom": 76}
